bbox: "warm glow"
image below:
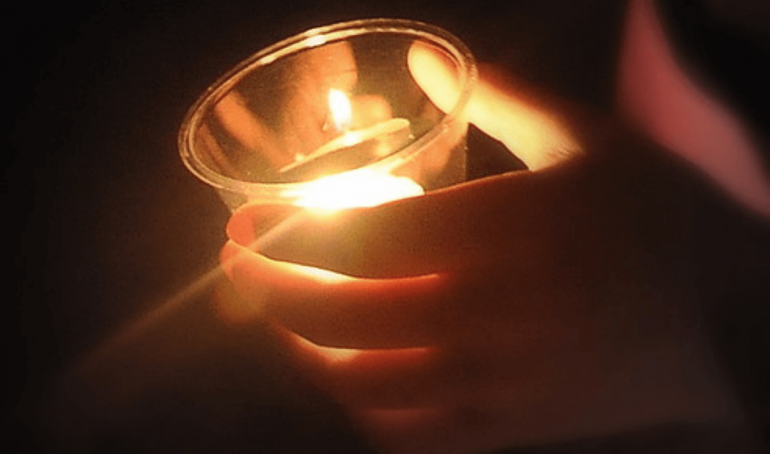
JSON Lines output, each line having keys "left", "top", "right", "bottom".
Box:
{"left": 328, "top": 88, "right": 353, "bottom": 133}
{"left": 284, "top": 169, "right": 424, "bottom": 209}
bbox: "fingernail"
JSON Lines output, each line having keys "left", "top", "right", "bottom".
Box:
{"left": 226, "top": 209, "right": 257, "bottom": 245}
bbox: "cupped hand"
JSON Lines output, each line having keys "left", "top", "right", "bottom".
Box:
{"left": 219, "top": 45, "right": 745, "bottom": 453}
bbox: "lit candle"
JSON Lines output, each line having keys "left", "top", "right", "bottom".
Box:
{"left": 279, "top": 89, "right": 412, "bottom": 181}
{"left": 282, "top": 90, "right": 424, "bottom": 208}
{"left": 256, "top": 89, "right": 425, "bottom": 250}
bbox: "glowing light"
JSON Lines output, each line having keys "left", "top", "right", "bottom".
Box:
{"left": 284, "top": 169, "right": 424, "bottom": 209}
{"left": 328, "top": 88, "right": 353, "bottom": 133}
{"left": 281, "top": 90, "right": 422, "bottom": 209}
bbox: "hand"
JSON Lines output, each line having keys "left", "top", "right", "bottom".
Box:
{"left": 219, "top": 45, "right": 748, "bottom": 453}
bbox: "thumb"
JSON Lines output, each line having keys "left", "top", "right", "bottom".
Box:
{"left": 408, "top": 43, "right": 583, "bottom": 170}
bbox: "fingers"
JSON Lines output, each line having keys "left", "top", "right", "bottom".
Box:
{"left": 225, "top": 203, "right": 301, "bottom": 246}
{"left": 407, "top": 42, "right": 465, "bottom": 117}
{"left": 470, "top": 66, "right": 585, "bottom": 170}
{"left": 224, "top": 169, "right": 567, "bottom": 278}
{"left": 408, "top": 43, "right": 583, "bottom": 170}
{"left": 220, "top": 240, "right": 456, "bottom": 348}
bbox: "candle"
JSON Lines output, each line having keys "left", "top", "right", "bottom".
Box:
{"left": 278, "top": 89, "right": 412, "bottom": 181}
{"left": 280, "top": 90, "right": 423, "bottom": 207}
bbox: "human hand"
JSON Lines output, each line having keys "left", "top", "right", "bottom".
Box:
{"left": 219, "top": 45, "right": 747, "bottom": 453}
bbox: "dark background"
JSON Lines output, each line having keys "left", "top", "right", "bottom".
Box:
{"left": 10, "top": 0, "right": 743, "bottom": 452}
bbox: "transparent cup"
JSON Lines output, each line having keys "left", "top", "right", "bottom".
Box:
{"left": 179, "top": 19, "right": 477, "bottom": 212}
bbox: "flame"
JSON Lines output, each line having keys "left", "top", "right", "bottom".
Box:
{"left": 284, "top": 169, "right": 424, "bottom": 209}
{"left": 279, "top": 90, "right": 424, "bottom": 210}
{"left": 328, "top": 89, "right": 353, "bottom": 132}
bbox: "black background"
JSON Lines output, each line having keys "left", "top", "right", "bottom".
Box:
{"left": 8, "top": 1, "right": 724, "bottom": 452}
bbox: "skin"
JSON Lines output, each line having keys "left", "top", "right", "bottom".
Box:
{"left": 218, "top": 39, "right": 767, "bottom": 454}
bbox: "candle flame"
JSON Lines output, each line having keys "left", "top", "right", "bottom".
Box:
{"left": 328, "top": 89, "right": 353, "bottom": 132}
{"left": 284, "top": 170, "right": 424, "bottom": 209}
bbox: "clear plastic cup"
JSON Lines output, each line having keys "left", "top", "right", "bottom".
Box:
{"left": 179, "top": 19, "right": 476, "bottom": 211}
